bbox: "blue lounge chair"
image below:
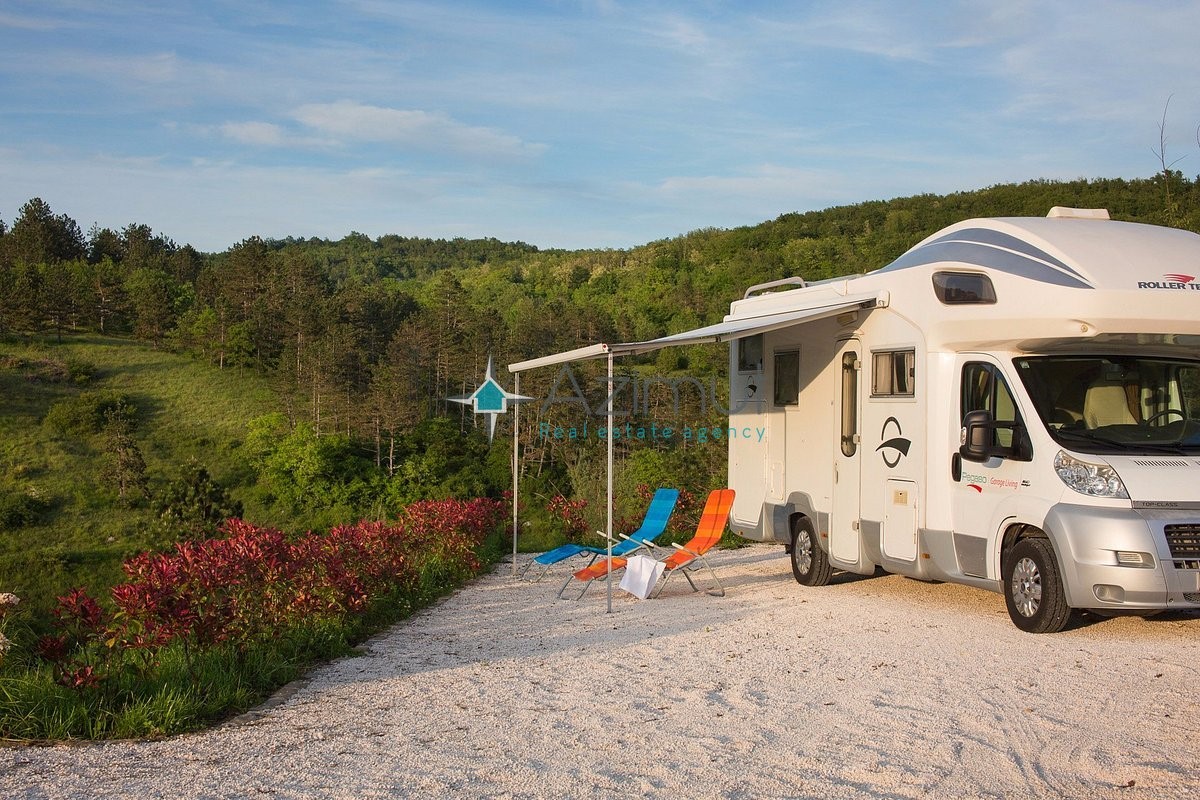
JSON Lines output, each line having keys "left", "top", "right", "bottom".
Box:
{"left": 518, "top": 488, "right": 679, "bottom": 583}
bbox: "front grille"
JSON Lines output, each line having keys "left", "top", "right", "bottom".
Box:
{"left": 1165, "top": 524, "right": 1200, "bottom": 560}
{"left": 1184, "top": 592, "right": 1200, "bottom": 603}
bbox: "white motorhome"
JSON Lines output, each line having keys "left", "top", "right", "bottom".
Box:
{"left": 725, "top": 208, "right": 1200, "bottom": 632}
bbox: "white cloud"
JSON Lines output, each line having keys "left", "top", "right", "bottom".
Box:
{"left": 14, "top": 49, "right": 183, "bottom": 85}
{"left": 651, "top": 14, "right": 712, "bottom": 52}
{"left": 640, "top": 164, "right": 869, "bottom": 228}
{"left": 219, "top": 121, "right": 287, "bottom": 147}
{"left": 0, "top": 11, "right": 64, "bottom": 31}
{"left": 0, "top": 147, "right": 586, "bottom": 251}
{"left": 976, "top": 1, "right": 1200, "bottom": 127}
{"left": 753, "top": 4, "right": 935, "bottom": 63}
{"left": 290, "top": 100, "right": 546, "bottom": 160}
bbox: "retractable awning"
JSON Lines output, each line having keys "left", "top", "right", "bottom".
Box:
{"left": 507, "top": 291, "right": 886, "bottom": 373}
{"left": 504, "top": 288, "right": 887, "bottom": 611}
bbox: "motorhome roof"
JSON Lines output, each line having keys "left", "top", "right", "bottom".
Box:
{"left": 874, "top": 213, "right": 1200, "bottom": 291}
{"left": 721, "top": 212, "right": 1200, "bottom": 354}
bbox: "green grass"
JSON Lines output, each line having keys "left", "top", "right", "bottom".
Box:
{"left": 0, "top": 623, "right": 353, "bottom": 740}
{"left": 0, "top": 334, "right": 280, "bottom": 618}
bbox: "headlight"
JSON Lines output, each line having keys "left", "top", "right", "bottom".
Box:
{"left": 1054, "top": 450, "right": 1129, "bottom": 499}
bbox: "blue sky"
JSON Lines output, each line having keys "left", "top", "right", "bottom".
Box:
{"left": 2, "top": 1, "right": 1199, "bottom": 253}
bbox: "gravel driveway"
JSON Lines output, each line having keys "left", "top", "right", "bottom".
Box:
{"left": 3, "top": 544, "right": 1199, "bottom": 799}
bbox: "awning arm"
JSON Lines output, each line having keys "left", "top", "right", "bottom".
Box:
{"left": 508, "top": 343, "right": 612, "bottom": 373}
{"left": 506, "top": 290, "right": 888, "bottom": 374}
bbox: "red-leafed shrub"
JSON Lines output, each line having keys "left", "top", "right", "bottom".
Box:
{"left": 38, "top": 497, "right": 506, "bottom": 692}
{"left": 546, "top": 494, "right": 589, "bottom": 542}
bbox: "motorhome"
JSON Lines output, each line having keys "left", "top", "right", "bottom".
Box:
{"left": 725, "top": 207, "right": 1200, "bottom": 632}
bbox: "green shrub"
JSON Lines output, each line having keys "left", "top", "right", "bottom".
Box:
{"left": 0, "top": 486, "right": 49, "bottom": 530}
{"left": 0, "top": 354, "right": 93, "bottom": 385}
{"left": 43, "top": 392, "right": 135, "bottom": 437}
{"left": 63, "top": 357, "right": 96, "bottom": 385}
{"left": 155, "top": 461, "right": 244, "bottom": 541}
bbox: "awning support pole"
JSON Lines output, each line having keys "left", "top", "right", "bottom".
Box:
{"left": 511, "top": 372, "right": 520, "bottom": 577}
{"left": 606, "top": 350, "right": 614, "bottom": 614}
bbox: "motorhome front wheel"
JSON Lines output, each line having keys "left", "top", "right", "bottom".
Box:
{"left": 1003, "top": 538, "right": 1072, "bottom": 633}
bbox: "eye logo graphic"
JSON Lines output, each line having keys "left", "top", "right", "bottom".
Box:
{"left": 876, "top": 416, "right": 911, "bottom": 468}
{"left": 449, "top": 356, "right": 533, "bottom": 442}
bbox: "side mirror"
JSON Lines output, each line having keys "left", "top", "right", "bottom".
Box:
{"left": 960, "top": 409, "right": 993, "bottom": 462}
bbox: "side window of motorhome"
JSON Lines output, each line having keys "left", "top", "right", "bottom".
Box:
{"left": 841, "top": 352, "right": 859, "bottom": 456}
{"left": 933, "top": 271, "right": 996, "bottom": 304}
{"left": 773, "top": 350, "right": 800, "bottom": 406}
{"left": 872, "top": 349, "right": 915, "bottom": 396}
{"left": 961, "top": 363, "right": 1021, "bottom": 449}
{"left": 738, "top": 334, "right": 764, "bottom": 372}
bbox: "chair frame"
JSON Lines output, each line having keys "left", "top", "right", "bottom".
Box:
{"left": 651, "top": 541, "right": 726, "bottom": 598}
{"left": 557, "top": 533, "right": 663, "bottom": 599}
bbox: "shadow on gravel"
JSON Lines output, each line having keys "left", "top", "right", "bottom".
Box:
{"left": 273, "top": 546, "right": 799, "bottom": 694}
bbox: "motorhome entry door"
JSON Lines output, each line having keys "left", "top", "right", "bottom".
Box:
{"left": 831, "top": 340, "right": 862, "bottom": 564}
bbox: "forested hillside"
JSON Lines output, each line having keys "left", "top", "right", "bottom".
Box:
{"left": 2, "top": 173, "right": 1199, "bottom": 614}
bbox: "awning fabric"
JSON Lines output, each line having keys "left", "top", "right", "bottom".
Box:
{"left": 507, "top": 291, "right": 885, "bottom": 373}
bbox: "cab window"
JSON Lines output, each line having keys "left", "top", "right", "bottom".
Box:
{"left": 962, "top": 363, "right": 1021, "bottom": 449}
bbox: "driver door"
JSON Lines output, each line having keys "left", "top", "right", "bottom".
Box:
{"left": 951, "top": 357, "right": 1030, "bottom": 578}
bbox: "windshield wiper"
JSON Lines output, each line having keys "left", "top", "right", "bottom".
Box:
{"left": 1052, "top": 427, "right": 1191, "bottom": 454}
{"left": 1053, "top": 428, "right": 1125, "bottom": 446}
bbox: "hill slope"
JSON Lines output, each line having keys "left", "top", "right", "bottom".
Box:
{"left": 0, "top": 336, "right": 278, "bottom": 614}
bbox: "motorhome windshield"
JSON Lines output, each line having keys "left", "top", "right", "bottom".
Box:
{"left": 1014, "top": 355, "right": 1200, "bottom": 454}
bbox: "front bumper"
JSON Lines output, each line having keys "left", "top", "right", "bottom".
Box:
{"left": 1044, "top": 504, "right": 1200, "bottom": 610}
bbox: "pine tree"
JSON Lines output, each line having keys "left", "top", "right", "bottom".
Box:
{"left": 99, "top": 403, "right": 148, "bottom": 506}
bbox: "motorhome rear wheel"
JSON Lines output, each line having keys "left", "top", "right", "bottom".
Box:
{"left": 790, "top": 517, "right": 832, "bottom": 586}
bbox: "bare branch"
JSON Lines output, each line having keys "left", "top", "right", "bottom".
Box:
{"left": 1154, "top": 94, "right": 1186, "bottom": 173}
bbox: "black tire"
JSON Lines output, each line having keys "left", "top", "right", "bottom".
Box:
{"left": 1003, "top": 537, "right": 1072, "bottom": 633}
{"left": 791, "top": 517, "right": 832, "bottom": 586}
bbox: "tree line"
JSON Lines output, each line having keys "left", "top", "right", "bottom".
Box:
{"left": 3, "top": 174, "right": 1199, "bottom": 524}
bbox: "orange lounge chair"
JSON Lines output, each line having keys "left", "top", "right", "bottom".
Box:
{"left": 564, "top": 488, "right": 735, "bottom": 600}
{"left": 651, "top": 488, "right": 735, "bottom": 598}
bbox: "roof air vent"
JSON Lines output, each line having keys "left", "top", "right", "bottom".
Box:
{"left": 1046, "top": 207, "right": 1110, "bottom": 220}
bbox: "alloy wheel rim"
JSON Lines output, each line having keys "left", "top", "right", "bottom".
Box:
{"left": 796, "top": 534, "right": 813, "bottom": 574}
{"left": 1012, "top": 556, "right": 1042, "bottom": 617}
